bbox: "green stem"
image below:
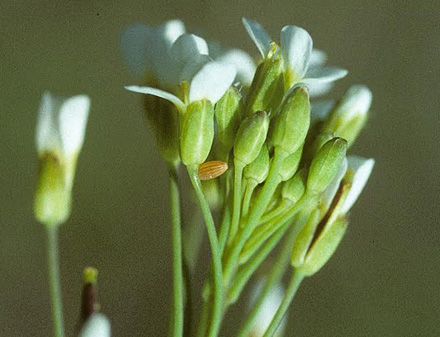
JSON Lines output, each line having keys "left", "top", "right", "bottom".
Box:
{"left": 223, "top": 148, "right": 287, "bottom": 287}
{"left": 227, "top": 221, "right": 290, "bottom": 306}
{"left": 228, "top": 161, "right": 245, "bottom": 245}
{"left": 236, "top": 225, "right": 297, "bottom": 337}
{"left": 218, "top": 205, "right": 231, "bottom": 255}
{"left": 187, "top": 166, "right": 223, "bottom": 337}
{"left": 196, "top": 300, "right": 210, "bottom": 337}
{"left": 262, "top": 269, "right": 305, "bottom": 337}
{"left": 241, "top": 179, "right": 258, "bottom": 217}
{"left": 169, "top": 167, "right": 184, "bottom": 337}
{"left": 260, "top": 200, "right": 290, "bottom": 224}
{"left": 46, "top": 226, "right": 65, "bottom": 337}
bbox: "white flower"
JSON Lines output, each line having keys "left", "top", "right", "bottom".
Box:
{"left": 209, "top": 41, "right": 257, "bottom": 87}
{"left": 79, "top": 313, "right": 111, "bottom": 337}
{"left": 36, "top": 91, "right": 90, "bottom": 187}
{"left": 34, "top": 91, "right": 90, "bottom": 226}
{"left": 242, "top": 18, "right": 348, "bottom": 93}
{"left": 341, "top": 156, "right": 375, "bottom": 214}
{"left": 332, "top": 85, "right": 373, "bottom": 122}
{"left": 120, "top": 20, "right": 186, "bottom": 88}
{"left": 125, "top": 34, "right": 236, "bottom": 109}
{"left": 248, "top": 278, "right": 286, "bottom": 337}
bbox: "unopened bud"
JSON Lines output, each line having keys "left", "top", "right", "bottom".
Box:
{"left": 243, "top": 144, "right": 270, "bottom": 184}
{"left": 297, "top": 216, "right": 348, "bottom": 276}
{"left": 322, "top": 85, "right": 372, "bottom": 146}
{"left": 214, "top": 87, "right": 243, "bottom": 151}
{"left": 245, "top": 44, "right": 284, "bottom": 116}
{"left": 307, "top": 137, "right": 347, "bottom": 194}
{"left": 272, "top": 86, "right": 310, "bottom": 155}
{"left": 180, "top": 99, "right": 214, "bottom": 166}
{"left": 234, "top": 111, "right": 269, "bottom": 165}
{"left": 279, "top": 144, "right": 304, "bottom": 182}
{"left": 281, "top": 169, "right": 307, "bottom": 205}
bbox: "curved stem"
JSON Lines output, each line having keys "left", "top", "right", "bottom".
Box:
{"left": 46, "top": 226, "right": 65, "bottom": 337}
{"left": 187, "top": 166, "right": 223, "bottom": 337}
{"left": 169, "top": 166, "right": 184, "bottom": 337}
{"left": 241, "top": 179, "right": 258, "bottom": 217}
{"left": 236, "top": 225, "right": 297, "bottom": 337}
{"left": 223, "top": 148, "right": 287, "bottom": 287}
{"left": 228, "top": 161, "right": 245, "bottom": 245}
{"left": 262, "top": 269, "right": 305, "bottom": 337}
{"left": 227, "top": 221, "right": 290, "bottom": 306}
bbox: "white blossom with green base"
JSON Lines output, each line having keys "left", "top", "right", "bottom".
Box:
{"left": 242, "top": 17, "right": 348, "bottom": 94}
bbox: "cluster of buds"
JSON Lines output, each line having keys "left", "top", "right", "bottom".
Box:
{"left": 121, "top": 17, "right": 374, "bottom": 335}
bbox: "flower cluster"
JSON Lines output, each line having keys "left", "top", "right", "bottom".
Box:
{"left": 121, "top": 17, "right": 374, "bottom": 336}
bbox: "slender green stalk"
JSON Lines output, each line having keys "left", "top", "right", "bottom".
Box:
{"left": 262, "top": 270, "right": 305, "bottom": 337}
{"left": 196, "top": 300, "right": 211, "bottom": 337}
{"left": 241, "top": 179, "right": 258, "bottom": 217}
{"left": 260, "top": 200, "right": 289, "bottom": 224}
{"left": 46, "top": 226, "right": 65, "bottom": 337}
{"left": 228, "top": 162, "right": 245, "bottom": 245}
{"left": 227, "top": 221, "right": 290, "bottom": 306}
{"left": 236, "top": 225, "right": 297, "bottom": 337}
{"left": 169, "top": 166, "right": 184, "bottom": 337}
{"left": 223, "top": 148, "right": 288, "bottom": 287}
{"left": 187, "top": 166, "right": 223, "bottom": 337}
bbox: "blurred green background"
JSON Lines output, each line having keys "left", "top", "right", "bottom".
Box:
{"left": 1, "top": 0, "right": 439, "bottom": 336}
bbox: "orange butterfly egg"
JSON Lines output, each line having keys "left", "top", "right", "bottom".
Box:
{"left": 198, "top": 160, "right": 228, "bottom": 180}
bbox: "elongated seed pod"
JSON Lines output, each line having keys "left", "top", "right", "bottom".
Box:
{"left": 197, "top": 160, "right": 228, "bottom": 180}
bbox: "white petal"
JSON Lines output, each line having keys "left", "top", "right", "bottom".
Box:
{"left": 180, "top": 54, "right": 212, "bottom": 82}
{"left": 156, "top": 20, "right": 186, "bottom": 47}
{"left": 242, "top": 17, "right": 272, "bottom": 58}
{"left": 249, "top": 278, "right": 286, "bottom": 337}
{"left": 320, "top": 158, "right": 348, "bottom": 214}
{"left": 59, "top": 95, "right": 91, "bottom": 158}
{"left": 341, "top": 156, "right": 375, "bottom": 214}
{"left": 335, "top": 85, "right": 372, "bottom": 121}
{"left": 36, "top": 92, "right": 61, "bottom": 155}
{"left": 125, "top": 85, "right": 184, "bottom": 110}
{"left": 309, "top": 48, "right": 327, "bottom": 68}
{"left": 189, "top": 61, "right": 236, "bottom": 104}
{"left": 171, "top": 34, "right": 209, "bottom": 68}
{"left": 308, "top": 81, "right": 334, "bottom": 98}
{"left": 79, "top": 313, "right": 111, "bottom": 337}
{"left": 281, "top": 25, "right": 313, "bottom": 78}
{"left": 311, "top": 100, "right": 334, "bottom": 123}
{"left": 303, "top": 67, "right": 348, "bottom": 84}
{"left": 216, "top": 49, "right": 256, "bottom": 87}
{"left": 120, "top": 23, "right": 152, "bottom": 77}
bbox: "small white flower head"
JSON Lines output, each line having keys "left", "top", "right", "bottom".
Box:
{"left": 125, "top": 38, "right": 236, "bottom": 109}
{"left": 120, "top": 20, "right": 186, "bottom": 87}
{"left": 333, "top": 85, "right": 373, "bottom": 122}
{"left": 248, "top": 278, "right": 286, "bottom": 337}
{"left": 341, "top": 156, "right": 375, "bottom": 214}
{"left": 79, "top": 313, "right": 111, "bottom": 337}
{"left": 322, "top": 85, "right": 372, "bottom": 146}
{"left": 34, "top": 92, "right": 90, "bottom": 226}
{"left": 36, "top": 91, "right": 90, "bottom": 184}
{"left": 242, "top": 18, "right": 348, "bottom": 93}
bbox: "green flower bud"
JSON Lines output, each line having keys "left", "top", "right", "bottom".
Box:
{"left": 143, "top": 96, "right": 180, "bottom": 166}
{"left": 214, "top": 87, "right": 243, "bottom": 152}
{"left": 245, "top": 44, "right": 284, "bottom": 116}
{"left": 180, "top": 99, "right": 215, "bottom": 166}
{"left": 307, "top": 137, "right": 347, "bottom": 194}
{"left": 297, "top": 217, "right": 348, "bottom": 276}
{"left": 291, "top": 209, "right": 320, "bottom": 268}
{"left": 234, "top": 111, "right": 269, "bottom": 166}
{"left": 271, "top": 86, "right": 310, "bottom": 155}
{"left": 281, "top": 169, "right": 307, "bottom": 205}
{"left": 278, "top": 144, "right": 303, "bottom": 182}
{"left": 322, "top": 85, "right": 372, "bottom": 147}
{"left": 243, "top": 144, "right": 270, "bottom": 184}
{"left": 34, "top": 152, "right": 71, "bottom": 227}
